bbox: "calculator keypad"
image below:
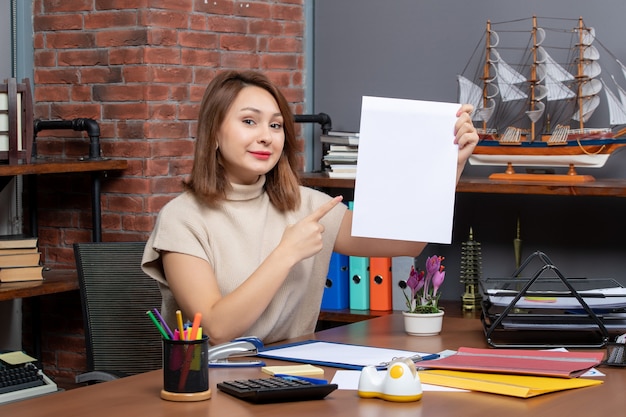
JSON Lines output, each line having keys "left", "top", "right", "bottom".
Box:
{"left": 217, "top": 376, "right": 337, "bottom": 403}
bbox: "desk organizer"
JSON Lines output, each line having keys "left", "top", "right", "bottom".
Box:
{"left": 603, "top": 342, "right": 626, "bottom": 366}
{"left": 479, "top": 251, "right": 626, "bottom": 348}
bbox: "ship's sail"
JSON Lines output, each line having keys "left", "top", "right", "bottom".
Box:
{"left": 603, "top": 78, "right": 626, "bottom": 126}
{"left": 536, "top": 47, "right": 576, "bottom": 101}
{"left": 458, "top": 75, "right": 496, "bottom": 122}
{"left": 492, "top": 49, "right": 528, "bottom": 102}
{"left": 619, "top": 60, "right": 626, "bottom": 83}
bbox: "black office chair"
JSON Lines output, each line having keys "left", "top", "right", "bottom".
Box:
{"left": 73, "top": 241, "right": 162, "bottom": 384}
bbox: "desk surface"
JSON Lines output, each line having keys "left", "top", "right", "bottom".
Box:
{"left": 2, "top": 313, "right": 624, "bottom": 416}
{"left": 0, "top": 270, "right": 78, "bottom": 302}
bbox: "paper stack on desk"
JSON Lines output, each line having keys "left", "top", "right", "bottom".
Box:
{"left": 417, "top": 369, "right": 602, "bottom": 398}
{"left": 419, "top": 347, "right": 604, "bottom": 378}
{"left": 416, "top": 347, "right": 605, "bottom": 398}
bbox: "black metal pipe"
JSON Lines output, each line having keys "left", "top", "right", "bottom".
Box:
{"left": 294, "top": 112, "right": 332, "bottom": 134}
{"left": 33, "top": 118, "right": 102, "bottom": 160}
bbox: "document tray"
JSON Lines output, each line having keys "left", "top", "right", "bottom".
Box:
{"left": 479, "top": 251, "right": 623, "bottom": 348}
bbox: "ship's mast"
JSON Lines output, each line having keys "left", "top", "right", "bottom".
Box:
{"left": 576, "top": 16, "right": 585, "bottom": 131}
{"left": 482, "top": 20, "right": 492, "bottom": 133}
{"left": 529, "top": 16, "right": 539, "bottom": 141}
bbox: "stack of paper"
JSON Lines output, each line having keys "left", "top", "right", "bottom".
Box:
{"left": 417, "top": 369, "right": 602, "bottom": 398}
{"left": 416, "top": 347, "right": 605, "bottom": 398}
{"left": 419, "top": 347, "right": 604, "bottom": 378}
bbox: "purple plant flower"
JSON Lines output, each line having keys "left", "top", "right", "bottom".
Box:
{"left": 432, "top": 269, "right": 445, "bottom": 296}
{"left": 404, "top": 255, "right": 445, "bottom": 314}
{"left": 425, "top": 255, "right": 441, "bottom": 276}
{"left": 406, "top": 266, "right": 424, "bottom": 296}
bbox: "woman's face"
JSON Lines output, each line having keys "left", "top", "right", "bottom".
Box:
{"left": 217, "top": 86, "right": 285, "bottom": 185}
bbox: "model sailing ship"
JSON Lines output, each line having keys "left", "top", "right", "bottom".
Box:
{"left": 458, "top": 16, "right": 626, "bottom": 181}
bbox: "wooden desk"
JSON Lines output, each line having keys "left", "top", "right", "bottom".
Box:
{"left": 0, "top": 158, "right": 128, "bottom": 242}
{"left": 2, "top": 314, "right": 622, "bottom": 416}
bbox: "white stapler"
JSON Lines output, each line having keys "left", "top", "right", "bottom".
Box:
{"left": 208, "top": 336, "right": 265, "bottom": 367}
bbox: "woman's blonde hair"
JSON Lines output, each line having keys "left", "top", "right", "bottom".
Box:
{"left": 186, "top": 70, "right": 301, "bottom": 211}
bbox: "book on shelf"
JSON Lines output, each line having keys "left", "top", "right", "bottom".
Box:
{"left": 329, "top": 164, "right": 357, "bottom": 173}
{"left": 0, "top": 252, "right": 42, "bottom": 268}
{"left": 327, "top": 171, "right": 357, "bottom": 179}
{"left": 323, "top": 151, "right": 359, "bottom": 159}
{"left": 0, "top": 247, "right": 39, "bottom": 255}
{"left": 320, "top": 131, "right": 359, "bottom": 146}
{"left": 0, "top": 265, "right": 44, "bottom": 282}
{"left": 325, "top": 131, "right": 360, "bottom": 137}
{"left": 323, "top": 153, "right": 358, "bottom": 167}
{"left": 0, "top": 234, "right": 38, "bottom": 250}
{"left": 326, "top": 163, "right": 357, "bottom": 179}
{"left": 328, "top": 144, "right": 358, "bottom": 152}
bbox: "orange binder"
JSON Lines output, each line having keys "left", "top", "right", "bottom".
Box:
{"left": 369, "top": 257, "right": 392, "bottom": 311}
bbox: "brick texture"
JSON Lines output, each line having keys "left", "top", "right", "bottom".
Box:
{"left": 26, "top": 0, "right": 306, "bottom": 389}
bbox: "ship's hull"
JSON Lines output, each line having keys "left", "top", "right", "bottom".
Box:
{"left": 469, "top": 139, "right": 626, "bottom": 168}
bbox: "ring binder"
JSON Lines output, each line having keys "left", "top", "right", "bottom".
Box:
{"left": 480, "top": 251, "right": 617, "bottom": 348}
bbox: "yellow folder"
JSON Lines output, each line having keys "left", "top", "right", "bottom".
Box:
{"left": 418, "top": 369, "right": 603, "bottom": 398}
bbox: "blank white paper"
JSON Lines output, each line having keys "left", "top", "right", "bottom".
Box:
{"left": 352, "top": 96, "right": 459, "bottom": 244}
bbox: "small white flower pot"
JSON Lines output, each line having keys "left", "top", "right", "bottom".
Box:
{"left": 402, "top": 310, "right": 444, "bottom": 336}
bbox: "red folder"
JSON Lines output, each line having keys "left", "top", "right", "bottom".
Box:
{"left": 419, "top": 347, "right": 604, "bottom": 378}
{"left": 369, "top": 257, "right": 392, "bottom": 311}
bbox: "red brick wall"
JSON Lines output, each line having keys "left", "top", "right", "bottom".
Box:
{"left": 26, "top": 0, "right": 305, "bottom": 388}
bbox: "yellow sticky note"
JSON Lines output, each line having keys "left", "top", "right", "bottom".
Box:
{"left": 0, "top": 351, "right": 37, "bottom": 365}
{"left": 261, "top": 364, "right": 324, "bottom": 377}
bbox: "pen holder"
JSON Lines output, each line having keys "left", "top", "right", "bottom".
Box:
{"left": 603, "top": 342, "right": 626, "bottom": 367}
{"left": 161, "top": 336, "right": 211, "bottom": 401}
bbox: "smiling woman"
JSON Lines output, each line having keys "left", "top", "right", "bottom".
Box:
{"left": 141, "top": 70, "right": 477, "bottom": 346}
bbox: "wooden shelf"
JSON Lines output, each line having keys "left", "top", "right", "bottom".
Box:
{"left": 317, "top": 308, "right": 392, "bottom": 324}
{"left": 300, "top": 172, "right": 626, "bottom": 197}
{"left": 299, "top": 172, "right": 355, "bottom": 189}
{"left": 456, "top": 176, "right": 626, "bottom": 197}
{"left": 0, "top": 158, "right": 128, "bottom": 177}
{"left": 302, "top": 172, "right": 626, "bottom": 325}
{"left": 0, "top": 158, "right": 128, "bottom": 241}
{"left": 0, "top": 269, "right": 79, "bottom": 302}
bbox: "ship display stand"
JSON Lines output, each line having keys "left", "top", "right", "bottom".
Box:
{"left": 478, "top": 251, "right": 626, "bottom": 348}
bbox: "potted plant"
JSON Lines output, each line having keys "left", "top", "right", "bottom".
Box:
{"left": 402, "top": 255, "right": 445, "bottom": 336}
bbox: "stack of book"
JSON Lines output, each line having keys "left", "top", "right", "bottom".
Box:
{"left": 0, "top": 234, "right": 43, "bottom": 283}
{"left": 321, "top": 131, "right": 359, "bottom": 179}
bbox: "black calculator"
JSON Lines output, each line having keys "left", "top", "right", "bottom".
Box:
{"left": 217, "top": 375, "right": 338, "bottom": 404}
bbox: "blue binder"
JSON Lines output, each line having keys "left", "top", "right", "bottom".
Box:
{"left": 321, "top": 252, "right": 350, "bottom": 310}
{"left": 349, "top": 255, "right": 370, "bottom": 310}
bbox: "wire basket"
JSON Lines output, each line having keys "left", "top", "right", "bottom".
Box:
{"left": 603, "top": 342, "right": 626, "bottom": 366}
